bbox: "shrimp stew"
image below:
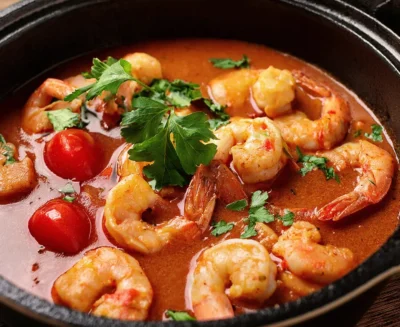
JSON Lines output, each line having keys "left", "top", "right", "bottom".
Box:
{"left": 0, "top": 39, "right": 399, "bottom": 321}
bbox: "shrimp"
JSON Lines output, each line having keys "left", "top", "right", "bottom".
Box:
{"left": 123, "top": 52, "right": 163, "bottom": 85}
{"left": 190, "top": 239, "right": 277, "bottom": 320}
{"left": 253, "top": 223, "right": 279, "bottom": 252}
{"left": 117, "top": 144, "right": 149, "bottom": 178}
{"left": 53, "top": 247, "right": 152, "bottom": 321}
{"left": 213, "top": 117, "right": 287, "bottom": 183}
{"left": 209, "top": 69, "right": 259, "bottom": 108}
{"left": 274, "top": 71, "right": 351, "bottom": 150}
{"left": 0, "top": 140, "right": 36, "bottom": 198}
{"left": 104, "top": 173, "right": 199, "bottom": 254}
{"left": 252, "top": 67, "right": 296, "bottom": 117}
{"left": 272, "top": 222, "right": 355, "bottom": 284}
{"left": 276, "top": 271, "right": 321, "bottom": 302}
{"left": 21, "top": 78, "right": 82, "bottom": 134}
{"left": 315, "top": 140, "right": 395, "bottom": 221}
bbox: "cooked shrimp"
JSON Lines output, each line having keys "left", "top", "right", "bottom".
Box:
{"left": 277, "top": 271, "right": 320, "bottom": 302}
{"left": 104, "top": 173, "right": 199, "bottom": 254}
{"left": 252, "top": 67, "right": 296, "bottom": 117}
{"left": 315, "top": 140, "right": 395, "bottom": 221}
{"left": 190, "top": 239, "right": 277, "bottom": 320}
{"left": 272, "top": 222, "right": 354, "bottom": 284}
{"left": 253, "top": 223, "right": 279, "bottom": 252}
{"left": 22, "top": 78, "right": 82, "bottom": 134}
{"left": 117, "top": 144, "right": 149, "bottom": 178}
{"left": 213, "top": 117, "right": 287, "bottom": 183}
{"left": 274, "top": 71, "right": 351, "bottom": 150}
{"left": 0, "top": 140, "right": 36, "bottom": 198}
{"left": 123, "top": 52, "right": 163, "bottom": 85}
{"left": 53, "top": 247, "right": 152, "bottom": 320}
{"left": 209, "top": 69, "right": 259, "bottom": 108}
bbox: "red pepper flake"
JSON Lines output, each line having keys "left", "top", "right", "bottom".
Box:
{"left": 328, "top": 110, "right": 336, "bottom": 114}
{"left": 260, "top": 122, "right": 268, "bottom": 130}
{"left": 264, "top": 139, "right": 274, "bottom": 151}
{"left": 317, "top": 130, "right": 324, "bottom": 148}
{"left": 281, "top": 260, "right": 289, "bottom": 270}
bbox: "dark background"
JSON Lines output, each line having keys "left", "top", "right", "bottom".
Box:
{"left": 0, "top": 0, "right": 399, "bottom": 326}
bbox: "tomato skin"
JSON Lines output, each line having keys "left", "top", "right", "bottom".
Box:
{"left": 28, "top": 199, "right": 91, "bottom": 254}
{"left": 44, "top": 129, "right": 101, "bottom": 182}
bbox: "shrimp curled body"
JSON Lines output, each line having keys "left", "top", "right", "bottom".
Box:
{"left": 214, "top": 117, "right": 287, "bottom": 183}
{"left": 53, "top": 247, "right": 153, "bottom": 321}
{"left": 316, "top": 140, "right": 395, "bottom": 221}
{"left": 190, "top": 239, "right": 277, "bottom": 320}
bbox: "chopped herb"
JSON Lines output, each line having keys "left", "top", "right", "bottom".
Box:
{"left": 0, "top": 134, "right": 16, "bottom": 165}
{"left": 296, "top": 147, "right": 340, "bottom": 183}
{"left": 59, "top": 182, "right": 76, "bottom": 202}
{"left": 211, "top": 220, "right": 235, "bottom": 236}
{"left": 353, "top": 129, "right": 362, "bottom": 138}
{"left": 240, "top": 191, "right": 275, "bottom": 239}
{"left": 122, "top": 98, "right": 217, "bottom": 189}
{"left": 166, "top": 310, "right": 196, "bottom": 321}
{"left": 368, "top": 179, "right": 376, "bottom": 186}
{"left": 209, "top": 55, "right": 250, "bottom": 69}
{"left": 290, "top": 188, "right": 296, "bottom": 195}
{"left": 364, "top": 124, "right": 383, "bottom": 142}
{"left": 277, "top": 209, "right": 295, "bottom": 226}
{"left": 204, "top": 99, "right": 230, "bottom": 130}
{"left": 226, "top": 199, "right": 248, "bottom": 211}
{"left": 63, "top": 195, "right": 75, "bottom": 203}
{"left": 46, "top": 109, "right": 81, "bottom": 131}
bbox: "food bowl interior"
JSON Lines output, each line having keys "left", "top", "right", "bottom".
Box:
{"left": 1, "top": 0, "right": 400, "bottom": 326}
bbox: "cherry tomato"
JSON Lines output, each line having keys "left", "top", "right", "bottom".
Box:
{"left": 44, "top": 129, "right": 101, "bottom": 181}
{"left": 28, "top": 199, "right": 91, "bottom": 254}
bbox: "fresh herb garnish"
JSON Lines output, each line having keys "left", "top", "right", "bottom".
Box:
{"left": 296, "top": 147, "right": 340, "bottom": 183}
{"left": 0, "top": 134, "right": 16, "bottom": 165}
{"left": 166, "top": 310, "right": 196, "bottom": 321}
{"left": 368, "top": 179, "right": 376, "bottom": 186}
{"left": 204, "top": 99, "right": 230, "bottom": 130}
{"left": 364, "top": 124, "right": 383, "bottom": 142}
{"left": 277, "top": 209, "right": 295, "bottom": 226}
{"left": 47, "top": 109, "right": 81, "bottom": 131}
{"left": 58, "top": 182, "right": 76, "bottom": 202}
{"left": 226, "top": 199, "right": 248, "bottom": 211}
{"left": 241, "top": 191, "right": 275, "bottom": 239}
{"left": 353, "top": 129, "right": 362, "bottom": 138}
{"left": 209, "top": 55, "right": 250, "bottom": 69}
{"left": 121, "top": 98, "right": 217, "bottom": 189}
{"left": 211, "top": 220, "right": 235, "bottom": 236}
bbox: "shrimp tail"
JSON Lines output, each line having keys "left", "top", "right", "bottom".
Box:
{"left": 317, "top": 191, "right": 369, "bottom": 221}
{"left": 193, "top": 293, "right": 234, "bottom": 321}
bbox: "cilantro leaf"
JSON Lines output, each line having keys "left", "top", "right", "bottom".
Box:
{"left": 209, "top": 55, "right": 250, "bottom": 69}
{"left": 204, "top": 98, "right": 230, "bottom": 130}
{"left": 121, "top": 97, "right": 169, "bottom": 144}
{"left": 58, "top": 182, "right": 75, "bottom": 195}
{"left": 46, "top": 109, "right": 81, "bottom": 131}
{"left": 82, "top": 57, "right": 118, "bottom": 79}
{"left": 0, "top": 134, "right": 16, "bottom": 165}
{"left": 226, "top": 199, "right": 248, "bottom": 211}
{"left": 277, "top": 209, "right": 295, "bottom": 226}
{"left": 365, "top": 124, "right": 383, "bottom": 142}
{"left": 241, "top": 191, "right": 274, "bottom": 239}
{"left": 166, "top": 310, "right": 196, "bottom": 321}
{"left": 169, "top": 112, "right": 217, "bottom": 174}
{"left": 296, "top": 147, "right": 340, "bottom": 182}
{"left": 211, "top": 220, "right": 235, "bottom": 236}
{"left": 353, "top": 129, "right": 362, "bottom": 138}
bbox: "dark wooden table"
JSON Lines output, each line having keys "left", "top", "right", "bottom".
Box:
{"left": 0, "top": 0, "right": 399, "bottom": 326}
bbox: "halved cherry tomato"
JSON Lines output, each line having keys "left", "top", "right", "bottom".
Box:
{"left": 44, "top": 129, "right": 101, "bottom": 181}
{"left": 28, "top": 199, "right": 91, "bottom": 254}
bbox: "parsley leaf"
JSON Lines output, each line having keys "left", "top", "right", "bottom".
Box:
{"left": 166, "top": 310, "right": 196, "bottom": 321}
{"left": 46, "top": 109, "right": 81, "bottom": 131}
{"left": 211, "top": 220, "right": 235, "bottom": 236}
{"left": 296, "top": 147, "right": 340, "bottom": 183}
{"left": 240, "top": 191, "right": 274, "bottom": 239}
{"left": 277, "top": 209, "right": 295, "bottom": 226}
{"left": 226, "top": 199, "right": 248, "bottom": 211}
{"left": 364, "top": 124, "right": 383, "bottom": 142}
{"left": 82, "top": 57, "right": 118, "bottom": 79}
{"left": 209, "top": 55, "right": 250, "bottom": 69}
{"left": 353, "top": 129, "right": 362, "bottom": 138}
{"left": 0, "top": 134, "right": 16, "bottom": 165}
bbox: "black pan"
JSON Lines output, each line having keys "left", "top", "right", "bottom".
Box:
{"left": 0, "top": 0, "right": 399, "bottom": 326}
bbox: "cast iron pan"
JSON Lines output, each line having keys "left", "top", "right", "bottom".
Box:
{"left": 0, "top": 0, "right": 400, "bottom": 326}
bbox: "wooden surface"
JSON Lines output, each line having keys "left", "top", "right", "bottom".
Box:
{"left": 0, "top": 0, "right": 399, "bottom": 326}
